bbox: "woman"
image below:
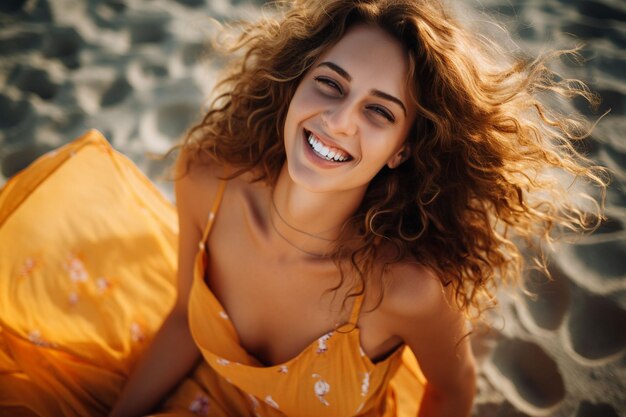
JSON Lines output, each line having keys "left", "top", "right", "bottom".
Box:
{"left": 0, "top": 0, "right": 605, "bottom": 416}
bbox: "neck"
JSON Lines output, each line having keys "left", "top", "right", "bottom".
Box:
{"left": 269, "top": 165, "right": 366, "bottom": 257}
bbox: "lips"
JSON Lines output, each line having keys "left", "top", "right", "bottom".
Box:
{"left": 303, "top": 129, "right": 353, "bottom": 163}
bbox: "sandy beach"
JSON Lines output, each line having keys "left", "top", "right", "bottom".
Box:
{"left": 0, "top": 0, "right": 624, "bottom": 416}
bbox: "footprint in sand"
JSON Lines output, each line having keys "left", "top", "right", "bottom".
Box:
{"left": 0, "top": 0, "right": 27, "bottom": 13}
{"left": 598, "top": 54, "right": 626, "bottom": 80}
{"left": 139, "top": 100, "right": 200, "bottom": 154}
{"left": 576, "top": 1, "right": 626, "bottom": 22}
{"left": 594, "top": 215, "right": 624, "bottom": 235}
{"left": 151, "top": 101, "right": 199, "bottom": 141}
{"left": 100, "top": 76, "right": 132, "bottom": 108}
{"left": 42, "top": 27, "right": 84, "bottom": 69}
{"left": 574, "top": 400, "right": 620, "bottom": 417}
{"left": 606, "top": 184, "right": 626, "bottom": 208}
{"left": 601, "top": 145, "right": 626, "bottom": 182}
{"left": 1, "top": 143, "right": 55, "bottom": 178}
{"left": 180, "top": 42, "right": 207, "bottom": 67}
{"left": 74, "top": 69, "right": 133, "bottom": 112}
{"left": 573, "top": 88, "right": 625, "bottom": 116}
{"left": 128, "top": 12, "right": 170, "bottom": 45}
{"left": 488, "top": 337, "right": 565, "bottom": 414}
{"left": 570, "top": 239, "right": 626, "bottom": 281}
{"left": 521, "top": 265, "right": 570, "bottom": 332}
{"left": 0, "top": 93, "right": 33, "bottom": 130}
{"left": 566, "top": 286, "right": 626, "bottom": 362}
{"left": 472, "top": 401, "right": 531, "bottom": 417}
{"left": 0, "top": 30, "right": 43, "bottom": 55}
{"left": 9, "top": 64, "right": 60, "bottom": 101}
{"left": 128, "top": 59, "right": 168, "bottom": 89}
{"left": 173, "top": 0, "right": 205, "bottom": 7}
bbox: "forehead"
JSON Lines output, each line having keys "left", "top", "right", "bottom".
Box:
{"left": 317, "top": 24, "right": 412, "bottom": 102}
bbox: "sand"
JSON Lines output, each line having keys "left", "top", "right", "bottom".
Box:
{"left": 0, "top": 0, "right": 624, "bottom": 416}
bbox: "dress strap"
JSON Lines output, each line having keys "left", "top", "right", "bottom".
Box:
{"left": 348, "top": 292, "right": 365, "bottom": 326}
{"left": 199, "top": 179, "right": 227, "bottom": 247}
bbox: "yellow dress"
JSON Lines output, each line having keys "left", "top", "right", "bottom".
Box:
{"left": 0, "top": 130, "right": 425, "bottom": 417}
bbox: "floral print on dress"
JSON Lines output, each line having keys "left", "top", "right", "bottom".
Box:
{"left": 316, "top": 332, "right": 333, "bottom": 354}
{"left": 278, "top": 365, "right": 288, "bottom": 374}
{"left": 361, "top": 372, "right": 370, "bottom": 397}
{"left": 68, "top": 291, "right": 79, "bottom": 306}
{"left": 264, "top": 395, "right": 279, "bottom": 409}
{"left": 64, "top": 254, "right": 89, "bottom": 283}
{"left": 219, "top": 310, "right": 229, "bottom": 320}
{"left": 247, "top": 394, "right": 262, "bottom": 417}
{"left": 17, "top": 257, "right": 38, "bottom": 279}
{"left": 130, "top": 322, "right": 144, "bottom": 342}
{"left": 189, "top": 393, "right": 210, "bottom": 416}
{"left": 27, "top": 329, "right": 55, "bottom": 348}
{"left": 95, "top": 277, "right": 112, "bottom": 294}
{"left": 216, "top": 357, "right": 230, "bottom": 366}
{"left": 312, "top": 373, "right": 330, "bottom": 406}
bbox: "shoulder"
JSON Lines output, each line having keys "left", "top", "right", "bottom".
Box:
{"left": 174, "top": 149, "right": 262, "bottom": 231}
{"left": 174, "top": 149, "right": 227, "bottom": 232}
{"left": 375, "top": 260, "right": 461, "bottom": 335}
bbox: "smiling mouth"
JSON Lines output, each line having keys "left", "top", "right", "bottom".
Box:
{"left": 304, "top": 129, "right": 353, "bottom": 162}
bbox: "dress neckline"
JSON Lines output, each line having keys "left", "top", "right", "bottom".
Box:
{"left": 193, "top": 179, "right": 403, "bottom": 369}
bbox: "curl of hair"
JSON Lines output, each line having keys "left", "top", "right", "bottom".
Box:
{"left": 178, "top": 0, "right": 607, "bottom": 320}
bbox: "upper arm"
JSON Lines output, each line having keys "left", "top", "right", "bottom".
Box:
{"left": 171, "top": 150, "right": 221, "bottom": 316}
{"left": 384, "top": 265, "right": 476, "bottom": 394}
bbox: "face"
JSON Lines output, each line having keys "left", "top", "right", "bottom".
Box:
{"left": 283, "top": 24, "right": 416, "bottom": 194}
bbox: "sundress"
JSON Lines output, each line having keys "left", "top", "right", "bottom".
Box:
{"left": 0, "top": 130, "right": 425, "bottom": 417}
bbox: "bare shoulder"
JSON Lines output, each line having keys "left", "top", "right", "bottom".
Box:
{"left": 378, "top": 260, "right": 453, "bottom": 325}
{"left": 174, "top": 149, "right": 226, "bottom": 231}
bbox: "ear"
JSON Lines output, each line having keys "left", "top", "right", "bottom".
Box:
{"left": 386, "top": 144, "right": 410, "bottom": 169}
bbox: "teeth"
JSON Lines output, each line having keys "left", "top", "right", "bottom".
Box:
{"left": 307, "top": 133, "right": 348, "bottom": 162}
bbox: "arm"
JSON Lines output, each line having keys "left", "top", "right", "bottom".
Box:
{"left": 384, "top": 265, "right": 477, "bottom": 417}
{"left": 109, "top": 154, "right": 213, "bottom": 417}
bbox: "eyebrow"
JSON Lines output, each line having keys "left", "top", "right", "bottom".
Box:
{"left": 317, "top": 61, "right": 408, "bottom": 116}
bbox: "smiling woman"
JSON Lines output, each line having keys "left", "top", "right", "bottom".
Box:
{"left": 0, "top": 1, "right": 607, "bottom": 417}
{"left": 283, "top": 24, "right": 416, "bottom": 195}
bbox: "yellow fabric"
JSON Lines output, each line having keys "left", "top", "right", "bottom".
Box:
{"left": 0, "top": 130, "right": 425, "bottom": 417}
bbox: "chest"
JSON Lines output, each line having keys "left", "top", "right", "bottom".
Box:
{"left": 204, "top": 221, "right": 351, "bottom": 366}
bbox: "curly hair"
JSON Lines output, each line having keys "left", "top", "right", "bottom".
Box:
{"left": 178, "top": 0, "right": 607, "bottom": 319}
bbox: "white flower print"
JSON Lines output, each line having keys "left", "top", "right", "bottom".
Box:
{"left": 17, "top": 257, "right": 37, "bottom": 279}
{"left": 219, "top": 311, "right": 229, "bottom": 320}
{"left": 216, "top": 357, "right": 230, "bottom": 366}
{"left": 361, "top": 372, "right": 370, "bottom": 397}
{"left": 68, "top": 292, "right": 79, "bottom": 305}
{"left": 312, "top": 374, "right": 331, "bottom": 406}
{"left": 27, "top": 329, "right": 54, "bottom": 347}
{"left": 95, "top": 277, "right": 111, "bottom": 294}
{"left": 278, "top": 365, "right": 288, "bottom": 374}
{"left": 264, "top": 395, "right": 280, "bottom": 409}
{"left": 316, "top": 332, "right": 333, "bottom": 354}
{"left": 189, "top": 393, "right": 210, "bottom": 416}
{"left": 247, "top": 394, "right": 262, "bottom": 417}
{"left": 130, "top": 322, "right": 144, "bottom": 342}
{"left": 65, "top": 255, "right": 89, "bottom": 283}
{"left": 28, "top": 330, "right": 43, "bottom": 345}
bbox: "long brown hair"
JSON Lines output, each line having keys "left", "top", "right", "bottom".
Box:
{"left": 178, "top": 0, "right": 607, "bottom": 319}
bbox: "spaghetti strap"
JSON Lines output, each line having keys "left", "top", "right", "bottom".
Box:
{"left": 199, "top": 179, "right": 227, "bottom": 247}
{"left": 348, "top": 292, "right": 365, "bottom": 326}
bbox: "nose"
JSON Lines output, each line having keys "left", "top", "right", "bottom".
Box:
{"left": 321, "top": 100, "right": 358, "bottom": 137}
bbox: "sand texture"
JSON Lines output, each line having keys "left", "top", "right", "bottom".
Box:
{"left": 0, "top": 0, "right": 624, "bottom": 416}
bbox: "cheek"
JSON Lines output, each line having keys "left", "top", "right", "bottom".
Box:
{"left": 362, "top": 132, "right": 405, "bottom": 162}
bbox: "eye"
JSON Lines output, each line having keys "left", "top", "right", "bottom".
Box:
{"left": 314, "top": 76, "right": 343, "bottom": 95}
{"left": 368, "top": 105, "right": 395, "bottom": 123}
